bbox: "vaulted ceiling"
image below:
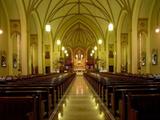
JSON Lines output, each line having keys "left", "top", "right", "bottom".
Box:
{"left": 3, "top": 0, "right": 143, "bottom": 49}
{"left": 19, "top": 0, "right": 136, "bottom": 49}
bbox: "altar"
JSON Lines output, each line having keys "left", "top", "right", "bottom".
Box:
{"left": 73, "top": 48, "right": 86, "bottom": 72}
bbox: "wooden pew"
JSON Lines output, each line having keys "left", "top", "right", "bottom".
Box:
{"left": 126, "top": 93, "right": 160, "bottom": 120}
{"left": 0, "top": 96, "right": 37, "bottom": 120}
{"left": 84, "top": 72, "right": 160, "bottom": 120}
{"left": 0, "top": 72, "right": 76, "bottom": 120}
{"left": 105, "top": 84, "right": 160, "bottom": 113}
{"left": 112, "top": 87, "right": 160, "bottom": 120}
{"left": 98, "top": 75, "right": 160, "bottom": 107}
{"left": 0, "top": 81, "right": 57, "bottom": 116}
{"left": 0, "top": 89, "right": 49, "bottom": 120}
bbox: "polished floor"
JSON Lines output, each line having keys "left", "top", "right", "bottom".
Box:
{"left": 56, "top": 75, "right": 105, "bottom": 120}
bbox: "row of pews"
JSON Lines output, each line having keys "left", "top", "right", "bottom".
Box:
{"left": 0, "top": 72, "right": 76, "bottom": 120}
{"left": 84, "top": 72, "right": 160, "bottom": 120}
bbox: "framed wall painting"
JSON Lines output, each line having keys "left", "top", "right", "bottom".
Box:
{"left": 1, "top": 51, "right": 7, "bottom": 67}
{"left": 45, "top": 51, "right": 50, "bottom": 59}
{"left": 109, "top": 50, "right": 114, "bottom": 58}
{"left": 13, "top": 54, "right": 17, "bottom": 68}
{"left": 141, "top": 51, "right": 146, "bottom": 66}
{"left": 152, "top": 49, "right": 158, "bottom": 65}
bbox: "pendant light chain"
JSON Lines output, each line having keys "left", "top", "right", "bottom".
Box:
{"left": 0, "top": 6, "right": 3, "bottom": 35}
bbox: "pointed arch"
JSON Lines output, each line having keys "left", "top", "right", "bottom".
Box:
{"left": 16, "top": 0, "right": 28, "bottom": 75}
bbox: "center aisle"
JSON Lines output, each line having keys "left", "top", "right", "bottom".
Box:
{"left": 58, "top": 75, "right": 105, "bottom": 120}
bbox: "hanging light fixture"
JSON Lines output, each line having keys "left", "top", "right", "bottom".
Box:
{"left": 155, "top": 27, "right": 160, "bottom": 33}
{"left": 62, "top": 46, "right": 65, "bottom": 51}
{"left": 64, "top": 50, "right": 67, "bottom": 54}
{"left": 0, "top": 29, "right": 3, "bottom": 35}
{"left": 0, "top": 8, "right": 3, "bottom": 35}
{"left": 94, "top": 46, "right": 97, "bottom": 51}
{"left": 98, "top": 39, "right": 102, "bottom": 45}
{"left": 155, "top": 12, "right": 160, "bottom": 33}
{"left": 108, "top": 23, "right": 114, "bottom": 31}
{"left": 56, "top": 39, "right": 61, "bottom": 45}
{"left": 45, "top": 24, "right": 51, "bottom": 32}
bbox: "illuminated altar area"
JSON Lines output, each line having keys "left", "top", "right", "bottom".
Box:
{"left": 73, "top": 48, "right": 86, "bottom": 71}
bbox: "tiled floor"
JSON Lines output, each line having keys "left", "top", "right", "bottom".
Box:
{"left": 57, "top": 75, "right": 105, "bottom": 120}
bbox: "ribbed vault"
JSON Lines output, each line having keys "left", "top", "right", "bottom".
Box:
{"left": 9, "top": 0, "right": 137, "bottom": 49}
{"left": 21, "top": 0, "right": 122, "bottom": 49}
{"left": 62, "top": 22, "right": 96, "bottom": 48}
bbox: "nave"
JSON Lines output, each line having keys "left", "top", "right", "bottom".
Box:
{"left": 51, "top": 75, "right": 107, "bottom": 120}
{"left": 0, "top": 0, "right": 160, "bottom": 119}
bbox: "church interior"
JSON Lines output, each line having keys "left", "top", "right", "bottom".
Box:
{"left": 0, "top": 0, "right": 160, "bottom": 120}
